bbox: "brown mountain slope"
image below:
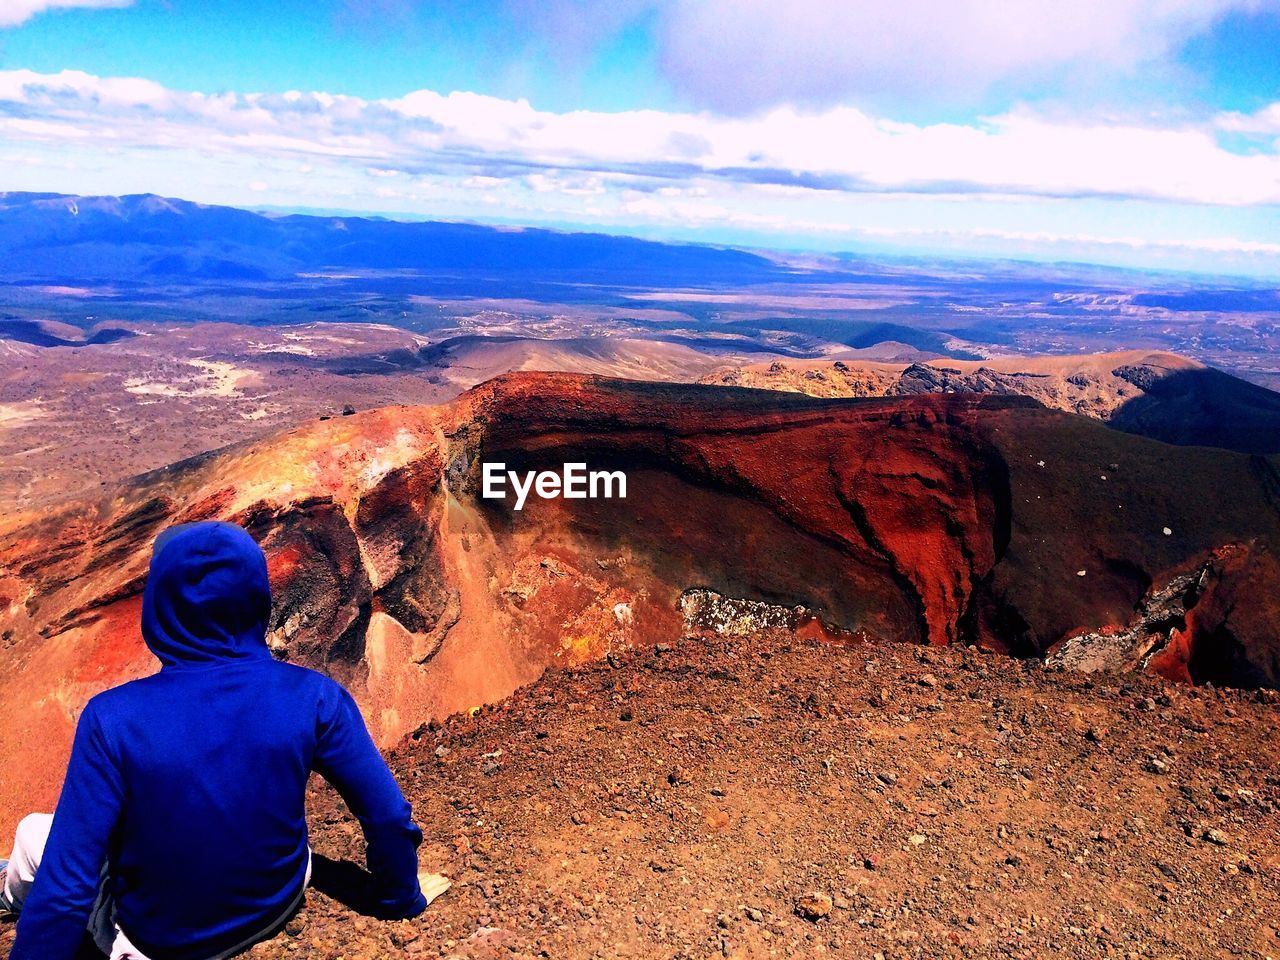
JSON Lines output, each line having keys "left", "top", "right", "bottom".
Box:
{"left": 413, "top": 334, "right": 758, "bottom": 391}
{"left": 700, "top": 351, "right": 1202, "bottom": 412}
{"left": 7, "top": 634, "right": 1276, "bottom": 960}
{"left": 1, "top": 373, "right": 1278, "bottom": 838}
{"left": 702, "top": 350, "right": 1280, "bottom": 454}
{"left": 235, "top": 636, "right": 1280, "bottom": 959}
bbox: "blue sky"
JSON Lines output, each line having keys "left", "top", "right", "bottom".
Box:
{"left": 2, "top": 0, "right": 1280, "bottom": 275}
{"left": 0, "top": 1, "right": 677, "bottom": 111}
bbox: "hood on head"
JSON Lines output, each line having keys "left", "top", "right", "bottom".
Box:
{"left": 141, "top": 520, "right": 273, "bottom": 668}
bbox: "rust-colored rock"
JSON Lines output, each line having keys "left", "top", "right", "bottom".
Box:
{"left": 1, "top": 372, "right": 1278, "bottom": 836}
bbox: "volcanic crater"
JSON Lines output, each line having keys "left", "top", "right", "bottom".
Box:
{"left": 1, "top": 372, "right": 1278, "bottom": 838}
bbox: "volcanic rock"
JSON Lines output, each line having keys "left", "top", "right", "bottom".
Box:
{"left": 703, "top": 351, "right": 1280, "bottom": 454}
{"left": 1, "top": 372, "right": 1278, "bottom": 834}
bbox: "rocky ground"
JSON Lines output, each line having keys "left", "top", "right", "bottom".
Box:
{"left": 5, "top": 634, "right": 1279, "bottom": 960}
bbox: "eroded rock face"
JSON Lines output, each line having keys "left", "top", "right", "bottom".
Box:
{"left": 1046, "top": 550, "right": 1224, "bottom": 678}
{"left": 1, "top": 372, "right": 1278, "bottom": 833}
{"left": 1145, "top": 544, "right": 1280, "bottom": 688}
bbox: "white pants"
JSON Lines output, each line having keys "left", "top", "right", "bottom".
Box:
{"left": 2, "top": 813, "right": 310, "bottom": 960}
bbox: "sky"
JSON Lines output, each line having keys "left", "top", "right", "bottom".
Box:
{"left": 1, "top": 0, "right": 1280, "bottom": 276}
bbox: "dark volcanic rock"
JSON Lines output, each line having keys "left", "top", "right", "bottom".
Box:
{"left": 1110, "top": 367, "right": 1280, "bottom": 455}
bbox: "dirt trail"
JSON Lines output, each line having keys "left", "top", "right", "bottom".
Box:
{"left": 13, "top": 633, "right": 1272, "bottom": 959}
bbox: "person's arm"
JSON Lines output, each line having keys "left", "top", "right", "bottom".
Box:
{"left": 312, "top": 681, "right": 427, "bottom": 919}
{"left": 10, "top": 700, "right": 124, "bottom": 960}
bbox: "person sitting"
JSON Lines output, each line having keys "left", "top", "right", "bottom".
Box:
{"left": 0, "top": 521, "right": 429, "bottom": 959}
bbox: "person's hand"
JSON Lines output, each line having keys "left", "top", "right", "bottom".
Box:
{"left": 418, "top": 871, "right": 451, "bottom": 906}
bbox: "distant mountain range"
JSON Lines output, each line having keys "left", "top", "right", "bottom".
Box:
{"left": 0, "top": 192, "right": 782, "bottom": 284}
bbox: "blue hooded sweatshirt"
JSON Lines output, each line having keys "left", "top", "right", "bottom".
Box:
{"left": 10, "top": 521, "right": 427, "bottom": 960}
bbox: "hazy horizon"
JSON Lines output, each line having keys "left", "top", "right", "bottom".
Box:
{"left": 9, "top": 187, "right": 1279, "bottom": 286}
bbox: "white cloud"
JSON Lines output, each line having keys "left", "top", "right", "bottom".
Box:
{"left": 495, "top": 0, "right": 1280, "bottom": 112}
{"left": 648, "top": 0, "right": 1279, "bottom": 111}
{"left": 1217, "top": 103, "right": 1280, "bottom": 136}
{"left": 2, "top": 69, "right": 1278, "bottom": 207}
{"left": 1, "top": 68, "right": 1278, "bottom": 273}
{"left": 0, "top": 0, "right": 132, "bottom": 28}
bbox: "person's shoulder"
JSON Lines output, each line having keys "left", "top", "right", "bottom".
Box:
{"left": 75, "top": 678, "right": 160, "bottom": 743}
{"left": 267, "top": 658, "right": 329, "bottom": 682}
{"left": 82, "top": 675, "right": 156, "bottom": 717}
{"left": 267, "top": 662, "right": 361, "bottom": 725}
{"left": 267, "top": 659, "right": 348, "bottom": 698}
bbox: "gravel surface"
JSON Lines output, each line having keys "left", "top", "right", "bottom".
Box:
{"left": 5, "top": 635, "right": 1279, "bottom": 959}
